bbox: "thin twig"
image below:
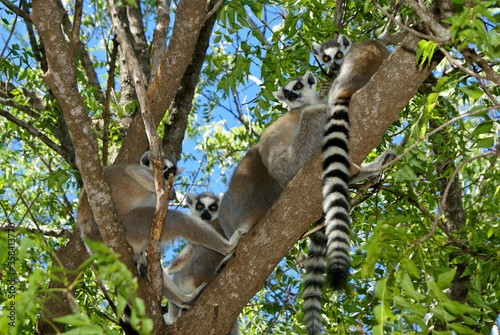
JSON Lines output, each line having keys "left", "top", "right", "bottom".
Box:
{"left": 385, "top": 188, "right": 487, "bottom": 260}
{"left": 361, "top": 106, "right": 498, "bottom": 174}
{"left": 461, "top": 48, "right": 500, "bottom": 86}
{"left": 69, "top": 0, "right": 84, "bottom": 54}
{"left": 0, "top": 1, "right": 18, "bottom": 64}
{"left": 373, "top": 1, "right": 448, "bottom": 43}
{"left": 0, "top": 108, "right": 66, "bottom": 157}
{"left": 102, "top": 37, "right": 119, "bottom": 166}
{"left": 0, "top": 225, "right": 73, "bottom": 238}
{"left": 437, "top": 45, "right": 489, "bottom": 81}
{"left": 0, "top": 0, "right": 31, "bottom": 22}
{"left": 409, "top": 152, "right": 500, "bottom": 248}
{"left": 90, "top": 264, "right": 118, "bottom": 316}
{"left": 205, "top": 0, "right": 224, "bottom": 21}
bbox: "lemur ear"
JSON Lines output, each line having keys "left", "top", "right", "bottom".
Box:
{"left": 273, "top": 88, "right": 286, "bottom": 102}
{"left": 338, "top": 34, "right": 351, "bottom": 49}
{"left": 311, "top": 42, "right": 322, "bottom": 57}
{"left": 140, "top": 151, "right": 152, "bottom": 167}
{"left": 175, "top": 167, "right": 185, "bottom": 176}
{"left": 304, "top": 71, "right": 316, "bottom": 86}
{"left": 186, "top": 192, "right": 195, "bottom": 205}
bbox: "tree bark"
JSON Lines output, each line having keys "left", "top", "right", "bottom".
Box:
{"left": 162, "top": 1, "right": 218, "bottom": 161}
{"left": 31, "top": 1, "right": 147, "bottom": 331}
{"left": 116, "top": 0, "right": 208, "bottom": 165}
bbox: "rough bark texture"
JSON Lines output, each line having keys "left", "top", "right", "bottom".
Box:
{"left": 162, "top": 3, "right": 218, "bottom": 161}
{"left": 172, "top": 28, "right": 445, "bottom": 335}
{"left": 116, "top": 0, "right": 208, "bottom": 165}
{"left": 31, "top": 1, "right": 144, "bottom": 332}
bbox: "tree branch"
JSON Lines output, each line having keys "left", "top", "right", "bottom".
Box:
{"left": 108, "top": 0, "right": 168, "bottom": 326}
{"left": 0, "top": 0, "right": 31, "bottom": 22}
{"left": 162, "top": 0, "right": 218, "bottom": 161}
{"left": 150, "top": 0, "right": 171, "bottom": 81}
{"left": 405, "top": 0, "right": 451, "bottom": 42}
{"left": 0, "top": 108, "right": 65, "bottom": 157}
{"left": 54, "top": 0, "right": 106, "bottom": 106}
{"left": 461, "top": 47, "right": 500, "bottom": 86}
{"left": 31, "top": 1, "right": 140, "bottom": 331}
{"left": 116, "top": 0, "right": 208, "bottom": 164}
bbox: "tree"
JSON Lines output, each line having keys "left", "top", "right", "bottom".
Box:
{"left": 0, "top": 0, "right": 499, "bottom": 334}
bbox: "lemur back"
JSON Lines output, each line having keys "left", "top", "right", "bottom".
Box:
{"left": 303, "top": 36, "right": 390, "bottom": 335}
{"left": 219, "top": 71, "right": 327, "bottom": 238}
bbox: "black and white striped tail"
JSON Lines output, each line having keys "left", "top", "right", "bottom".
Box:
{"left": 322, "top": 98, "right": 352, "bottom": 289}
{"left": 303, "top": 227, "right": 327, "bottom": 335}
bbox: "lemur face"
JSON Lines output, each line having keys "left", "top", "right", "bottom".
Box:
{"left": 187, "top": 192, "right": 221, "bottom": 222}
{"left": 311, "top": 35, "right": 351, "bottom": 72}
{"left": 140, "top": 152, "right": 185, "bottom": 180}
{"left": 272, "top": 71, "right": 317, "bottom": 109}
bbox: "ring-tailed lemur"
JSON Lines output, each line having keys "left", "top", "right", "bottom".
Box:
{"left": 77, "top": 151, "right": 184, "bottom": 271}
{"left": 164, "top": 192, "right": 240, "bottom": 334}
{"left": 219, "top": 71, "right": 328, "bottom": 239}
{"left": 303, "top": 35, "right": 391, "bottom": 335}
{"left": 76, "top": 153, "right": 247, "bottom": 309}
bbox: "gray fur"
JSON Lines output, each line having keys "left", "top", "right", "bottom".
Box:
{"left": 219, "top": 72, "right": 327, "bottom": 238}
{"left": 76, "top": 153, "right": 245, "bottom": 309}
{"left": 164, "top": 193, "right": 240, "bottom": 334}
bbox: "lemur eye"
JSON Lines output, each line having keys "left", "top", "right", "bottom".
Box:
{"left": 335, "top": 52, "right": 343, "bottom": 59}
{"left": 323, "top": 55, "right": 331, "bottom": 62}
{"left": 284, "top": 90, "right": 289, "bottom": 98}
{"left": 209, "top": 205, "right": 218, "bottom": 211}
{"left": 196, "top": 203, "right": 203, "bottom": 210}
{"left": 294, "top": 83, "right": 303, "bottom": 90}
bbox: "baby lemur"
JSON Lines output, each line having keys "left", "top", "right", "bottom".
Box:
{"left": 163, "top": 192, "right": 239, "bottom": 334}
{"left": 76, "top": 152, "right": 246, "bottom": 308}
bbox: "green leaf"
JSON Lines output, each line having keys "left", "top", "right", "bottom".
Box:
{"left": 393, "top": 296, "right": 427, "bottom": 316}
{"left": 400, "top": 165, "right": 417, "bottom": 181}
{"left": 416, "top": 40, "right": 437, "bottom": 65}
{"left": 458, "top": 86, "right": 484, "bottom": 100}
{"left": 442, "top": 300, "right": 479, "bottom": 316}
{"left": 436, "top": 267, "right": 456, "bottom": 289}
{"left": 125, "top": 0, "right": 138, "bottom": 8}
{"left": 449, "top": 322, "right": 479, "bottom": 334}
{"left": 475, "top": 137, "right": 494, "bottom": 148}
{"left": 54, "top": 314, "right": 91, "bottom": 326}
{"left": 400, "top": 274, "right": 426, "bottom": 301}
{"left": 430, "top": 306, "right": 456, "bottom": 322}
{"left": 401, "top": 258, "right": 420, "bottom": 278}
{"left": 471, "top": 120, "right": 493, "bottom": 136}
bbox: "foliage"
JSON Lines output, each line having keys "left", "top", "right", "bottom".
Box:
{"left": 1, "top": 0, "right": 500, "bottom": 334}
